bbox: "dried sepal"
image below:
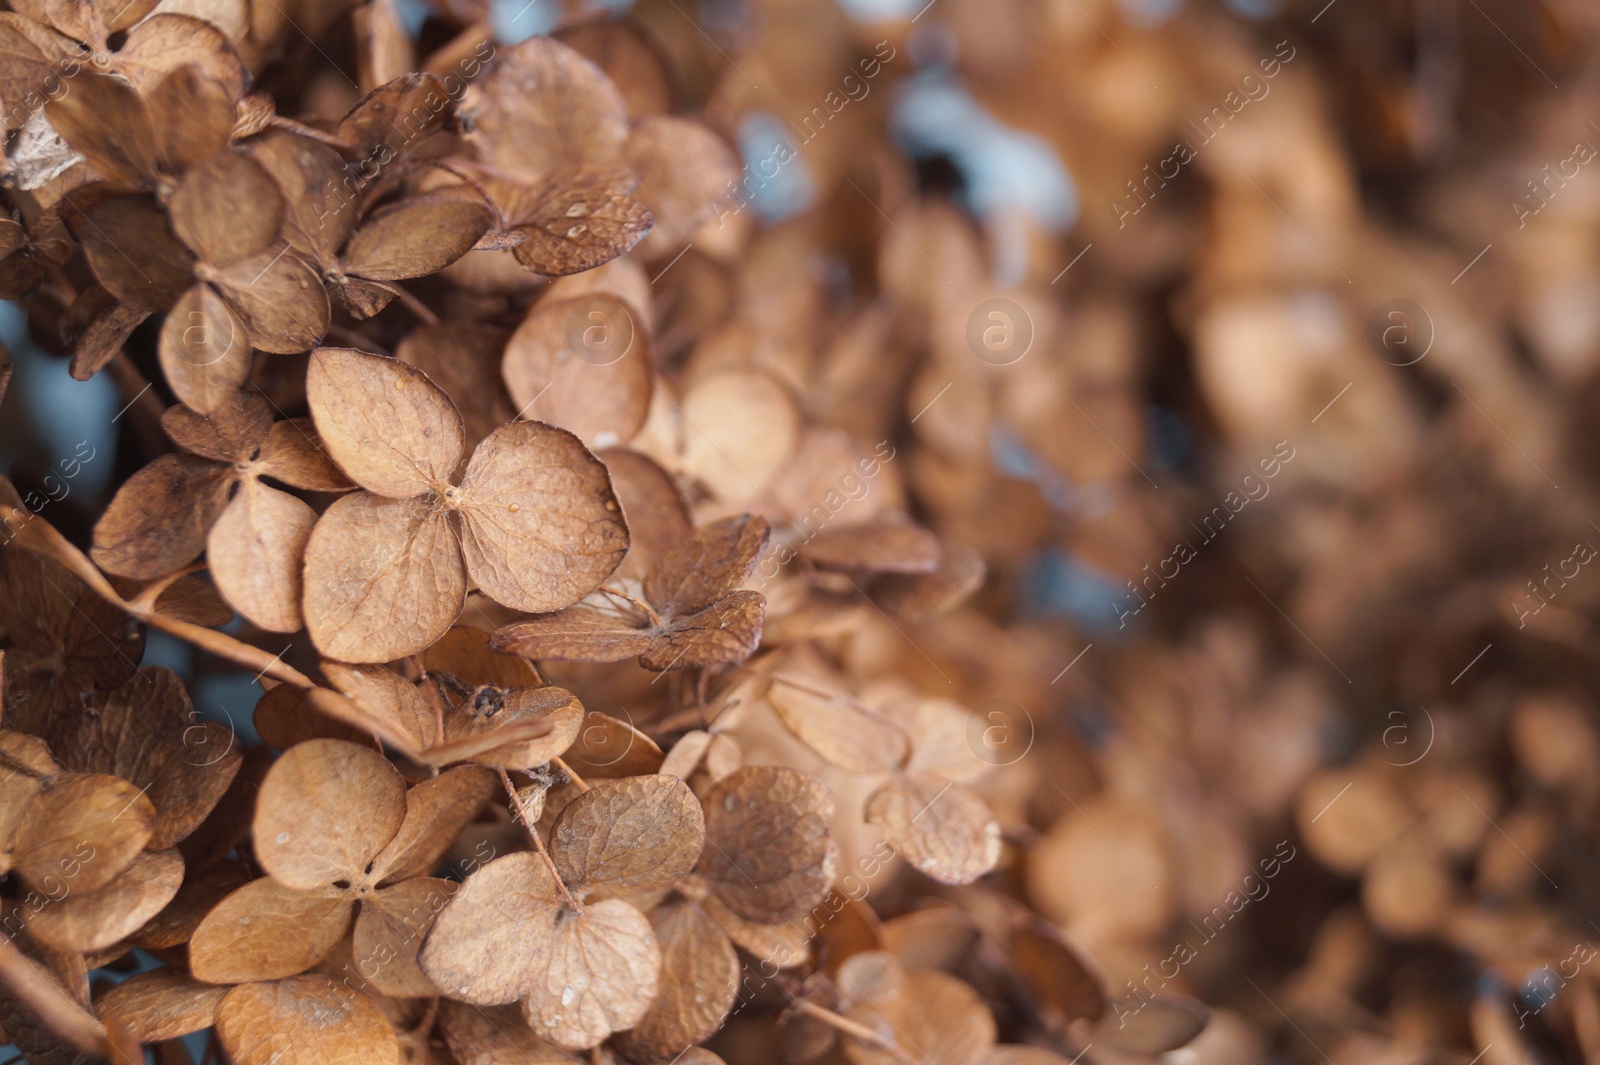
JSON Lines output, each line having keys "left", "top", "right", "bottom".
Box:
{"left": 215, "top": 976, "right": 399, "bottom": 1065}
{"left": 252, "top": 739, "right": 407, "bottom": 891}
{"left": 610, "top": 900, "right": 738, "bottom": 1063}
{"left": 696, "top": 766, "right": 837, "bottom": 925}
{"left": 863, "top": 776, "right": 1000, "bottom": 886}
{"left": 95, "top": 969, "right": 227, "bottom": 1043}
{"left": 24, "top": 848, "right": 184, "bottom": 952}
{"left": 549, "top": 774, "right": 705, "bottom": 898}
{"left": 14, "top": 772, "right": 155, "bottom": 894}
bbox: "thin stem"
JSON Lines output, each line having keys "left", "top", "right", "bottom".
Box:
{"left": 599, "top": 585, "right": 662, "bottom": 628}
{"left": 412, "top": 655, "right": 447, "bottom": 748}
{"left": 0, "top": 748, "right": 45, "bottom": 780}
{"left": 552, "top": 756, "right": 590, "bottom": 792}
{"left": 372, "top": 280, "right": 440, "bottom": 325}
{"left": 267, "top": 114, "right": 348, "bottom": 148}
{"left": 789, "top": 1000, "right": 918, "bottom": 1065}
{"left": 498, "top": 767, "right": 582, "bottom": 914}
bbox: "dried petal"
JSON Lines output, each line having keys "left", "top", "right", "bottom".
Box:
{"left": 308, "top": 347, "right": 465, "bottom": 498}
{"left": 466, "top": 36, "right": 628, "bottom": 175}
{"left": 89, "top": 450, "right": 233, "bottom": 575}
{"left": 646, "top": 514, "right": 769, "bottom": 617}
{"left": 170, "top": 152, "right": 283, "bottom": 265}
{"left": 863, "top": 776, "right": 1000, "bottom": 886}
{"left": 215, "top": 975, "right": 399, "bottom": 1065}
{"left": 611, "top": 900, "right": 737, "bottom": 1063}
{"left": 342, "top": 191, "right": 490, "bottom": 280}
{"left": 351, "top": 877, "right": 456, "bottom": 997}
{"left": 189, "top": 879, "right": 354, "bottom": 984}
{"left": 508, "top": 167, "right": 652, "bottom": 277}
{"left": 253, "top": 739, "right": 407, "bottom": 890}
{"left": 637, "top": 592, "right": 766, "bottom": 671}
{"left": 697, "top": 766, "right": 837, "bottom": 924}
{"left": 159, "top": 282, "right": 252, "bottom": 415}
{"left": 370, "top": 766, "right": 496, "bottom": 883}
{"left": 767, "top": 670, "right": 911, "bottom": 774}
{"left": 625, "top": 117, "right": 739, "bottom": 256}
{"left": 95, "top": 969, "right": 226, "bottom": 1043}
{"left": 26, "top": 848, "right": 184, "bottom": 952}
{"left": 254, "top": 420, "right": 352, "bottom": 491}
{"left": 302, "top": 492, "right": 466, "bottom": 663}
{"left": 501, "top": 294, "right": 652, "bottom": 451}
{"left": 14, "top": 773, "right": 154, "bottom": 895}
{"left": 549, "top": 774, "right": 705, "bottom": 898}
{"left": 419, "top": 851, "right": 564, "bottom": 1005}
{"left": 207, "top": 479, "right": 315, "bottom": 632}
{"left": 520, "top": 897, "right": 660, "bottom": 1049}
{"left": 456, "top": 420, "right": 630, "bottom": 614}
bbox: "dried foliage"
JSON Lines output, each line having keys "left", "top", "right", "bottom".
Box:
{"left": 0, "top": 0, "right": 1593, "bottom": 1064}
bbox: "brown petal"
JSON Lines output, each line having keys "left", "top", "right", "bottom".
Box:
{"left": 395, "top": 324, "right": 515, "bottom": 452}
{"left": 502, "top": 294, "right": 651, "bottom": 451}
{"left": 253, "top": 683, "right": 370, "bottom": 751}
{"left": 44, "top": 71, "right": 156, "bottom": 187}
{"left": 554, "top": 20, "right": 673, "bottom": 117}
{"left": 95, "top": 969, "right": 226, "bottom": 1043}
{"left": 508, "top": 167, "right": 652, "bottom": 277}
{"left": 370, "top": 766, "right": 496, "bottom": 884}
{"left": 207, "top": 479, "right": 315, "bottom": 632}
{"left": 147, "top": 64, "right": 236, "bottom": 174}
{"left": 335, "top": 72, "right": 450, "bottom": 161}
{"left": 159, "top": 282, "right": 252, "bottom": 414}
{"left": 351, "top": 877, "right": 456, "bottom": 997}
{"left": 342, "top": 191, "right": 491, "bottom": 281}
{"left": 161, "top": 390, "right": 273, "bottom": 462}
{"left": 247, "top": 131, "right": 355, "bottom": 267}
{"left": 79, "top": 194, "right": 193, "bottom": 311}
{"left": 560, "top": 710, "right": 663, "bottom": 779}
{"left": 767, "top": 668, "right": 911, "bottom": 774}
{"left": 66, "top": 666, "right": 243, "bottom": 851}
{"left": 0, "top": 16, "right": 68, "bottom": 132}
{"left": 873, "top": 542, "right": 986, "bottom": 623}
{"left": 697, "top": 766, "right": 837, "bottom": 924}
{"left": 864, "top": 776, "right": 1000, "bottom": 886}
{"left": 210, "top": 246, "right": 329, "bottom": 353}
{"left": 116, "top": 14, "right": 247, "bottom": 97}
{"left": 65, "top": 286, "right": 149, "bottom": 381}
{"left": 307, "top": 347, "right": 465, "bottom": 498}
{"left": 698, "top": 890, "right": 810, "bottom": 968}
{"left": 171, "top": 151, "right": 283, "bottom": 265}
{"left": 800, "top": 518, "right": 943, "bottom": 574}
{"left": 253, "top": 738, "right": 407, "bottom": 890}
{"left": 14, "top": 772, "right": 154, "bottom": 893}
{"left": 255, "top": 419, "right": 353, "bottom": 491}
{"left": 322, "top": 662, "right": 438, "bottom": 753}
{"left": 215, "top": 975, "right": 399, "bottom": 1065}
{"left": 467, "top": 37, "right": 628, "bottom": 175}
{"left": 302, "top": 493, "right": 466, "bottom": 663}
{"left": 841, "top": 960, "right": 996, "bottom": 1065}
{"left": 679, "top": 368, "right": 799, "bottom": 503}
{"left": 1008, "top": 921, "right": 1106, "bottom": 1025}
{"left": 639, "top": 592, "right": 766, "bottom": 671}
{"left": 610, "top": 900, "right": 737, "bottom": 1063}
{"left": 625, "top": 117, "right": 740, "bottom": 257}
{"left": 646, "top": 514, "right": 770, "bottom": 618}
{"left": 418, "top": 850, "right": 563, "bottom": 1005}
{"left": 421, "top": 624, "right": 542, "bottom": 690}
{"left": 550, "top": 774, "right": 704, "bottom": 898}
{"left": 439, "top": 1000, "right": 575, "bottom": 1065}
{"left": 0, "top": 732, "right": 52, "bottom": 870}
{"left": 520, "top": 898, "right": 659, "bottom": 1050}
{"left": 491, "top": 606, "right": 654, "bottom": 664}
{"left": 601, "top": 447, "right": 691, "bottom": 583}
{"left": 26, "top": 848, "right": 184, "bottom": 952}
{"left": 89, "top": 452, "right": 234, "bottom": 579}
{"left": 457, "top": 420, "right": 629, "bottom": 613}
